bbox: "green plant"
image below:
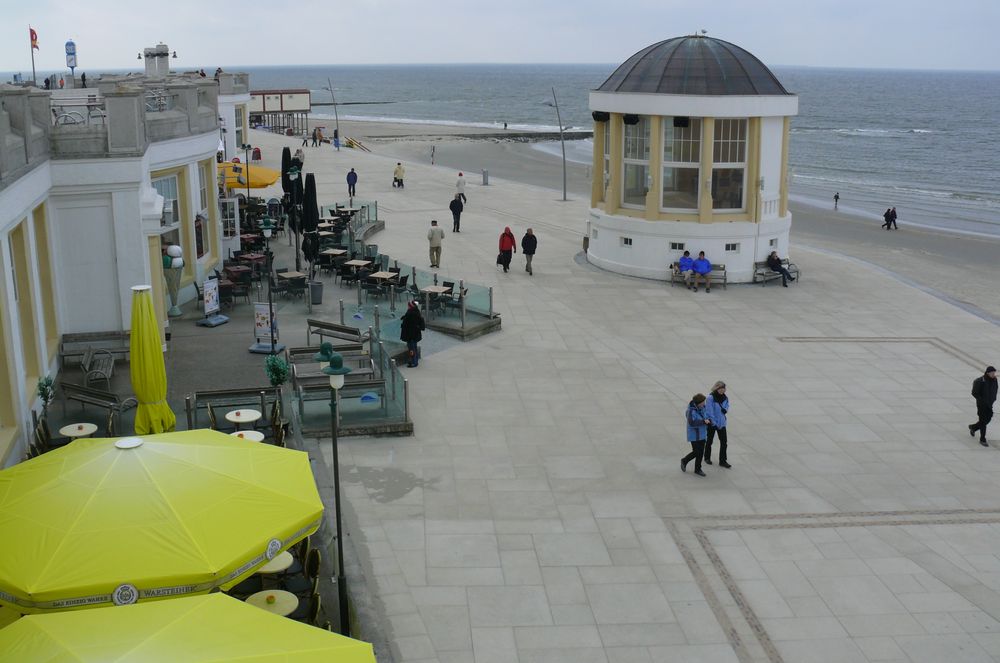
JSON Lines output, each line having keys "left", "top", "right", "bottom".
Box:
{"left": 36, "top": 376, "right": 55, "bottom": 409}
{"left": 264, "top": 355, "right": 290, "bottom": 387}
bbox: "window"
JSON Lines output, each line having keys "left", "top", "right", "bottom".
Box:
{"left": 711, "top": 119, "right": 747, "bottom": 210}
{"left": 769, "top": 238, "right": 778, "bottom": 248}
{"left": 152, "top": 175, "right": 179, "bottom": 227}
{"left": 198, "top": 162, "right": 209, "bottom": 213}
{"left": 219, "top": 199, "right": 238, "bottom": 238}
{"left": 621, "top": 116, "right": 649, "bottom": 208}
{"left": 621, "top": 237, "right": 633, "bottom": 247}
{"left": 194, "top": 214, "right": 207, "bottom": 258}
{"left": 662, "top": 118, "right": 701, "bottom": 210}
{"left": 235, "top": 108, "right": 245, "bottom": 148}
{"left": 725, "top": 243, "right": 740, "bottom": 253}
{"left": 602, "top": 122, "right": 610, "bottom": 201}
{"left": 670, "top": 242, "right": 685, "bottom": 251}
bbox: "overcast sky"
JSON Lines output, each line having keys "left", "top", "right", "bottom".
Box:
{"left": 4, "top": 0, "right": 999, "bottom": 72}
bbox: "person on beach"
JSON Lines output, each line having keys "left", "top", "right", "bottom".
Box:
{"left": 214, "top": 67, "right": 223, "bottom": 79}
{"left": 882, "top": 208, "right": 892, "bottom": 230}
{"left": 80, "top": 72, "right": 87, "bottom": 88}
{"left": 400, "top": 300, "right": 426, "bottom": 367}
{"left": 427, "top": 220, "right": 444, "bottom": 268}
{"left": 449, "top": 194, "right": 463, "bottom": 232}
{"left": 766, "top": 251, "right": 796, "bottom": 287}
{"left": 198, "top": 69, "right": 206, "bottom": 78}
{"left": 675, "top": 250, "right": 694, "bottom": 287}
{"left": 456, "top": 172, "right": 467, "bottom": 204}
{"left": 301, "top": 130, "right": 309, "bottom": 147}
{"left": 681, "top": 393, "right": 711, "bottom": 477}
{"left": 498, "top": 227, "right": 517, "bottom": 273}
{"left": 393, "top": 163, "right": 405, "bottom": 189}
{"left": 889, "top": 207, "right": 898, "bottom": 229}
{"left": 834, "top": 192, "right": 839, "bottom": 210}
{"left": 970, "top": 366, "right": 998, "bottom": 446}
{"left": 705, "top": 381, "right": 731, "bottom": 468}
{"left": 691, "top": 251, "right": 712, "bottom": 292}
{"left": 346, "top": 168, "right": 358, "bottom": 197}
{"left": 521, "top": 228, "right": 537, "bottom": 275}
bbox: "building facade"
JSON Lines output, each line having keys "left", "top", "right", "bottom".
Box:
{"left": 586, "top": 35, "right": 798, "bottom": 282}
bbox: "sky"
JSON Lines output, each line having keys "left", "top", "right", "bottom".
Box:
{"left": 3, "top": 0, "right": 999, "bottom": 73}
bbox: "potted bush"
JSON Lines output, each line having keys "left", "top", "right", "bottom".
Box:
{"left": 36, "top": 376, "right": 55, "bottom": 415}
{"left": 264, "top": 355, "right": 289, "bottom": 387}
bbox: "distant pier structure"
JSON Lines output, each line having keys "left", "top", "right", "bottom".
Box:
{"left": 586, "top": 35, "right": 798, "bottom": 282}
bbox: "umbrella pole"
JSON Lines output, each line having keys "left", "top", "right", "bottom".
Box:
{"left": 330, "top": 388, "right": 350, "bottom": 635}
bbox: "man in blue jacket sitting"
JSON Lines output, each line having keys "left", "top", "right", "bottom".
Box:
{"left": 674, "top": 250, "right": 694, "bottom": 288}
{"left": 692, "top": 251, "right": 712, "bottom": 293}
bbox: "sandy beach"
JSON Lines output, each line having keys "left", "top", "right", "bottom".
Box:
{"left": 303, "top": 117, "right": 1000, "bottom": 323}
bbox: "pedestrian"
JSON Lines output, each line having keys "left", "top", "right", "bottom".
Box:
{"left": 674, "top": 250, "right": 694, "bottom": 287}
{"left": 504, "top": 122, "right": 508, "bottom": 130}
{"left": 301, "top": 130, "right": 309, "bottom": 147}
{"left": 970, "top": 366, "right": 998, "bottom": 447}
{"left": 882, "top": 208, "right": 892, "bottom": 230}
{"left": 705, "top": 381, "right": 732, "bottom": 468}
{"left": 766, "top": 251, "right": 796, "bottom": 287}
{"left": 449, "top": 194, "right": 463, "bottom": 232}
{"left": 456, "top": 172, "right": 467, "bottom": 204}
{"left": 834, "top": 192, "right": 839, "bottom": 209}
{"left": 214, "top": 67, "right": 223, "bottom": 79}
{"left": 393, "top": 162, "right": 405, "bottom": 189}
{"left": 427, "top": 220, "right": 444, "bottom": 268}
{"left": 498, "top": 226, "right": 516, "bottom": 273}
{"left": 311, "top": 128, "right": 319, "bottom": 147}
{"left": 691, "top": 251, "right": 712, "bottom": 292}
{"left": 346, "top": 168, "right": 358, "bottom": 197}
{"left": 198, "top": 69, "right": 206, "bottom": 78}
{"left": 58, "top": 77, "right": 64, "bottom": 89}
{"left": 681, "top": 393, "right": 711, "bottom": 477}
{"left": 80, "top": 72, "right": 87, "bottom": 88}
{"left": 400, "top": 301, "right": 426, "bottom": 367}
{"left": 889, "top": 207, "right": 898, "bottom": 230}
{"left": 521, "top": 228, "right": 537, "bottom": 275}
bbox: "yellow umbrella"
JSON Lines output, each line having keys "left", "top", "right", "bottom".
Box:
{"left": 0, "top": 606, "right": 18, "bottom": 630}
{"left": 0, "top": 593, "right": 376, "bottom": 662}
{"left": 130, "top": 285, "right": 176, "bottom": 435}
{"left": 0, "top": 430, "right": 323, "bottom": 613}
{"left": 217, "top": 161, "right": 280, "bottom": 189}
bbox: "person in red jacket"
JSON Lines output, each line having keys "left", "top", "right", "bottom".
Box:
{"left": 498, "top": 227, "right": 516, "bottom": 273}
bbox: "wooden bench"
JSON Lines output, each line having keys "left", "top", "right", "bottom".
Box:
{"left": 60, "top": 331, "right": 130, "bottom": 366}
{"left": 753, "top": 258, "right": 801, "bottom": 287}
{"left": 669, "top": 262, "right": 727, "bottom": 290}
{"left": 306, "top": 318, "right": 369, "bottom": 349}
{"left": 81, "top": 347, "right": 115, "bottom": 390}
{"left": 61, "top": 382, "right": 138, "bottom": 416}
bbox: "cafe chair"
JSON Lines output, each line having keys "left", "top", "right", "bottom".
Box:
{"left": 289, "top": 592, "right": 322, "bottom": 625}
{"left": 228, "top": 574, "right": 263, "bottom": 600}
{"left": 283, "top": 548, "right": 320, "bottom": 596}
{"left": 38, "top": 418, "right": 72, "bottom": 449}
{"left": 104, "top": 409, "right": 117, "bottom": 437}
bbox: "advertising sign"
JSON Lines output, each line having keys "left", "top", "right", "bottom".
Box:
{"left": 203, "top": 278, "right": 220, "bottom": 316}
{"left": 254, "top": 303, "right": 278, "bottom": 342}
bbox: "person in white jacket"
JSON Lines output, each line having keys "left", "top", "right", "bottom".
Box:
{"left": 456, "top": 172, "right": 467, "bottom": 204}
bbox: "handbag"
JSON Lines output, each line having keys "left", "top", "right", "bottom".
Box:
{"left": 496, "top": 253, "right": 503, "bottom": 265}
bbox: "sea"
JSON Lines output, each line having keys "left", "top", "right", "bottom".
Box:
{"left": 9, "top": 63, "right": 1000, "bottom": 236}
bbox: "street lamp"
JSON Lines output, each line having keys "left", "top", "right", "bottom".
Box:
{"left": 241, "top": 143, "right": 253, "bottom": 207}
{"left": 260, "top": 217, "right": 277, "bottom": 354}
{"left": 324, "top": 78, "right": 341, "bottom": 151}
{"left": 544, "top": 88, "right": 568, "bottom": 202}
{"left": 314, "top": 343, "right": 352, "bottom": 635}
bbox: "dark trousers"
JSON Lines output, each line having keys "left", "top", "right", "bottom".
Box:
{"left": 972, "top": 407, "right": 993, "bottom": 441}
{"left": 500, "top": 250, "right": 512, "bottom": 272}
{"left": 348, "top": 183, "right": 356, "bottom": 197}
{"left": 452, "top": 212, "right": 461, "bottom": 232}
{"left": 772, "top": 266, "right": 794, "bottom": 285}
{"left": 458, "top": 192, "right": 467, "bottom": 204}
{"left": 706, "top": 425, "right": 727, "bottom": 463}
{"left": 406, "top": 341, "right": 420, "bottom": 367}
{"left": 682, "top": 439, "right": 705, "bottom": 472}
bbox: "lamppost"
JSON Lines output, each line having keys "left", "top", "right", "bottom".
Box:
{"left": 314, "top": 343, "right": 352, "bottom": 635}
{"left": 241, "top": 143, "right": 253, "bottom": 204}
{"left": 544, "top": 88, "right": 568, "bottom": 202}
{"left": 324, "top": 78, "right": 341, "bottom": 151}
{"left": 260, "top": 217, "right": 277, "bottom": 354}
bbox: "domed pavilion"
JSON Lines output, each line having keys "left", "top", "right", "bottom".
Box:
{"left": 587, "top": 35, "right": 798, "bottom": 282}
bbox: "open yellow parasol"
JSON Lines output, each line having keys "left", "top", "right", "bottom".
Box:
{"left": 217, "top": 161, "right": 280, "bottom": 189}
{"left": 0, "top": 593, "right": 376, "bottom": 662}
{"left": 130, "top": 285, "right": 176, "bottom": 434}
{"left": 0, "top": 430, "right": 323, "bottom": 613}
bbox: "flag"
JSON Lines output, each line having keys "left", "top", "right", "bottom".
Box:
{"left": 29, "top": 27, "right": 38, "bottom": 50}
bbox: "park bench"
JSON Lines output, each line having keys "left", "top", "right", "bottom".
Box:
{"left": 60, "top": 331, "right": 130, "bottom": 365}
{"left": 61, "top": 382, "right": 137, "bottom": 416}
{"left": 295, "top": 378, "right": 389, "bottom": 421}
{"left": 81, "top": 347, "right": 116, "bottom": 390}
{"left": 290, "top": 354, "right": 378, "bottom": 419}
{"left": 753, "top": 258, "right": 801, "bottom": 286}
{"left": 669, "top": 262, "right": 727, "bottom": 290}
{"left": 305, "top": 318, "right": 369, "bottom": 349}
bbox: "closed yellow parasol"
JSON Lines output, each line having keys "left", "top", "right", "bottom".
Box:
{"left": 130, "top": 285, "right": 176, "bottom": 434}
{"left": 0, "top": 594, "right": 376, "bottom": 662}
{"left": 0, "top": 430, "right": 323, "bottom": 613}
{"left": 217, "top": 161, "right": 280, "bottom": 189}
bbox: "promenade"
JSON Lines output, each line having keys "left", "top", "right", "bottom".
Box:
{"left": 213, "top": 130, "right": 1000, "bottom": 662}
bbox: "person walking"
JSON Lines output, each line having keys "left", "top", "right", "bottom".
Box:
{"left": 705, "top": 381, "right": 731, "bottom": 468}
{"left": 889, "top": 207, "right": 898, "bottom": 229}
{"left": 882, "top": 208, "right": 892, "bottom": 230}
{"left": 766, "top": 250, "right": 796, "bottom": 287}
{"left": 449, "top": 194, "right": 463, "bottom": 232}
{"left": 834, "top": 192, "right": 839, "bottom": 210}
{"left": 970, "top": 366, "right": 998, "bottom": 446}
{"left": 427, "top": 220, "right": 445, "bottom": 268}
{"left": 346, "top": 168, "right": 358, "bottom": 197}
{"left": 80, "top": 72, "right": 87, "bottom": 88}
{"left": 310, "top": 128, "right": 319, "bottom": 147}
{"left": 400, "top": 301, "right": 426, "bottom": 367}
{"left": 301, "top": 130, "right": 309, "bottom": 147}
{"left": 393, "top": 163, "right": 405, "bottom": 189}
{"left": 498, "top": 227, "right": 516, "bottom": 273}
{"left": 681, "top": 394, "right": 711, "bottom": 477}
{"left": 456, "top": 172, "right": 467, "bottom": 204}
{"left": 521, "top": 228, "right": 537, "bottom": 275}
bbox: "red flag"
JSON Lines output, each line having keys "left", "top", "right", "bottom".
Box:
{"left": 29, "top": 27, "right": 38, "bottom": 50}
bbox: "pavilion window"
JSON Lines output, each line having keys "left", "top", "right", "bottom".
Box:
{"left": 661, "top": 117, "right": 701, "bottom": 210}
{"left": 152, "top": 175, "right": 179, "bottom": 227}
{"left": 711, "top": 118, "right": 747, "bottom": 211}
{"left": 621, "top": 116, "right": 649, "bottom": 208}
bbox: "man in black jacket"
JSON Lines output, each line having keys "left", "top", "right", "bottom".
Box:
{"left": 521, "top": 228, "right": 537, "bottom": 275}
{"left": 970, "top": 366, "right": 998, "bottom": 446}
{"left": 449, "top": 194, "right": 463, "bottom": 232}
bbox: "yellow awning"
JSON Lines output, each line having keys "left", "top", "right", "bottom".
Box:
{"left": 0, "top": 593, "right": 376, "bottom": 662}
{"left": 130, "top": 285, "right": 176, "bottom": 434}
{"left": 217, "top": 162, "right": 280, "bottom": 189}
{"left": 0, "top": 430, "right": 323, "bottom": 613}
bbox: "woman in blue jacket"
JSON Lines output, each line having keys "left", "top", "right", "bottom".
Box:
{"left": 681, "top": 393, "right": 711, "bottom": 476}
{"left": 705, "top": 381, "right": 732, "bottom": 468}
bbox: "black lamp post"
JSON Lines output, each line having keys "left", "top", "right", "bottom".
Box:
{"left": 314, "top": 344, "right": 352, "bottom": 635}
{"left": 260, "top": 217, "right": 276, "bottom": 354}
{"left": 544, "top": 88, "right": 568, "bottom": 202}
{"left": 241, "top": 143, "right": 253, "bottom": 205}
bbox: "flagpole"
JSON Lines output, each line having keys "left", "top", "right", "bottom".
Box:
{"left": 29, "top": 26, "right": 36, "bottom": 86}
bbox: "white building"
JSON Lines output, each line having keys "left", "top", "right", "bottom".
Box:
{"left": 0, "top": 48, "right": 247, "bottom": 466}
{"left": 586, "top": 35, "right": 799, "bottom": 282}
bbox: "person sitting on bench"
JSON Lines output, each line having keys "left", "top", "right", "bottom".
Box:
{"left": 766, "top": 251, "right": 796, "bottom": 287}
{"left": 675, "top": 250, "right": 694, "bottom": 288}
{"left": 692, "top": 251, "right": 712, "bottom": 293}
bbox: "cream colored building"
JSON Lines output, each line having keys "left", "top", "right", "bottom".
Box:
{"left": 0, "top": 50, "right": 243, "bottom": 466}
{"left": 587, "top": 35, "right": 798, "bottom": 282}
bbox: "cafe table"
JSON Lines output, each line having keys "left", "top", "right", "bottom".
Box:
{"left": 229, "top": 430, "right": 266, "bottom": 442}
{"left": 420, "top": 285, "right": 452, "bottom": 317}
{"left": 59, "top": 422, "right": 98, "bottom": 439}
{"left": 321, "top": 248, "right": 347, "bottom": 257}
{"left": 276, "top": 271, "right": 306, "bottom": 280}
{"left": 226, "top": 408, "right": 262, "bottom": 430}
{"left": 257, "top": 551, "right": 294, "bottom": 574}
{"left": 246, "top": 589, "right": 298, "bottom": 617}
{"left": 343, "top": 260, "right": 370, "bottom": 269}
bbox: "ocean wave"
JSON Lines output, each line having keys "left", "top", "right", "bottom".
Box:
{"left": 792, "top": 127, "right": 934, "bottom": 136}
{"left": 310, "top": 112, "right": 586, "bottom": 134}
{"left": 794, "top": 172, "right": 999, "bottom": 206}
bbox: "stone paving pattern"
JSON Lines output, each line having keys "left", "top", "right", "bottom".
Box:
{"left": 244, "top": 130, "right": 1000, "bottom": 662}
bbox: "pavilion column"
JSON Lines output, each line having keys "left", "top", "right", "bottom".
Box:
{"left": 746, "top": 117, "right": 761, "bottom": 222}
{"left": 779, "top": 116, "right": 790, "bottom": 218}
{"left": 698, "top": 117, "right": 715, "bottom": 223}
{"left": 645, "top": 116, "right": 662, "bottom": 220}
{"left": 591, "top": 121, "right": 606, "bottom": 208}
{"left": 606, "top": 114, "right": 623, "bottom": 217}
